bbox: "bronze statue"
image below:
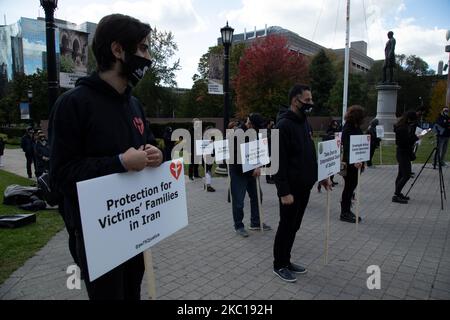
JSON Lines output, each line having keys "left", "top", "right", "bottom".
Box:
{"left": 382, "top": 31, "right": 396, "bottom": 83}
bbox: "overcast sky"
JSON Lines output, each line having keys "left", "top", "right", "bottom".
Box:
{"left": 1, "top": 0, "right": 449, "bottom": 88}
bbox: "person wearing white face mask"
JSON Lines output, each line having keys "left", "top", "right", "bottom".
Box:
{"left": 49, "top": 14, "right": 163, "bottom": 300}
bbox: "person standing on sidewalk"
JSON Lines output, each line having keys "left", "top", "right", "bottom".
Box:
{"left": 49, "top": 14, "right": 163, "bottom": 300}
{"left": 273, "top": 84, "right": 331, "bottom": 282}
{"left": 229, "top": 113, "right": 272, "bottom": 237}
{"left": 433, "top": 107, "right": 450, "bottom": 168}
{"left": 21, "top": 127, "right": 35, "bottom": 178}
{"left": 392, "top": 111, "right": 419, "bottom": 204}
{"left": 0, "top": 136, "right": 5, "bottom": 167}
{"left": 340, "top": 105, "right": 365, "bottom": 223}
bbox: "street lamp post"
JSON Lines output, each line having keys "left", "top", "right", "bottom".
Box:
{"left": 40, "top": 0, "right": 59, "bottom": 115}
{"left": 221, "top": 21, "right": 234, "bottom": 132}
{"left": 215, "top": 22, "right": 234, "bottom": 176}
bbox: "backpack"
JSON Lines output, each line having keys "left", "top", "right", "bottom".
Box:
{"left": 3, "top": 185, "right": 40, "bottom": 205}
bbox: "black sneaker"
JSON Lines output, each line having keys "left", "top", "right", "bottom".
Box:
{"left": 206, "top": 185, "right": 216, "bottom": 192}
{"left": 398, "top": 193, "right": 410, "bottom": 201}
{"left": 340, "top": 212, "right": 362, "bottom": 223}
{"left": 288, "top": 263, "right": 308, "bottom": 274}
{"left": 273, "top": 268, "right": 297, "bottom": 283}
{"left": 249, "top": 223, "right": 272, "bottom": 231}
{"left": 392, "top": 195, "right": 408, "bottom": 204}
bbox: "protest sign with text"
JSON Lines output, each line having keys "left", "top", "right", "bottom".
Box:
{"left": 214, "top": 139, "right": 230, "bottom": 162}
{"left": 195, "top": 140, "right": 214, "bottom": 156}
{"left": 76, "top": 159, "right": 188, "bottom": 281}
{"left": 376, "top": 125, "right": 384, "bottom": 138}
{"left": 318, "top": 139, "right": 341, "bottom": 181}
{"left": 240, "top": 138, "right": 270, "bottom": 173}
{"left": 349, "top": 135, "right": 371, "bottom": 164}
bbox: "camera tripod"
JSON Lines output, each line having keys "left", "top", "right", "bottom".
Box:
{"left": 405, "top": 146, "right": 447, "bottom": 210}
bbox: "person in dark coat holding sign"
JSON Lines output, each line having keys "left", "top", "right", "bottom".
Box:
{"left": 392, "top": 111, "right": 419, "bottom": 204}
{"left": 229, "top": 113, "right": 272, "bottom": 238}
{"left": 273, "top": 84, "right": 331, "bottom": 283}
{"left": 49, "top": 14, "right": 163, "bottom": 300}
{"left": 340, "top": 105, "right": 365, "bottom": 224}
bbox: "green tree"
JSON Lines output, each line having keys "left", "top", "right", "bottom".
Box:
{"left": 309, "top": 49, "right": 337, "bottom": 116}
{"left": 178, "top": 43, "right": 245, "bottom": 118}
{"left": 327, "top": 73, "right": 369, "bottom": 117}
{"left": 133, "top": 28, "right": 181, "bottom": 117}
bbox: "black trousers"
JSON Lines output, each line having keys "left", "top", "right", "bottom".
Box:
{"left": 75, "top": 230, "right": 145, "bottom": 300}
{"left": 25, "top": 154, "right": 34, "bottom": 178}
{"left": 188, "top": 164, "right": 199, "bottom": 178}
{"left": 341, "top": 164, "right": 359, "bottom": 213}
{"left": 368, "top": 144, "right": 377, "bottom": 166}
{"left": 395, "top": 150, "right": 412, "bottom": 195}
{"left": 273, "top": 187, "right": 311, "bottom": 270}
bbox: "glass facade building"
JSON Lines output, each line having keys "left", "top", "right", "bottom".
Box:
{"left": 0, "top": 17, "right": 96, "bottom": 81}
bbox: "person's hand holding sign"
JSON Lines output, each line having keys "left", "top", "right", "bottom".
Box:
{"left": 354, "top": 162, "right": 363, "bottom": 169}
{"left": 122, "top": 146, "right": 150, "bottom": 171}
{"left": 144, "top": 144, "right": 163, "bottom": 167}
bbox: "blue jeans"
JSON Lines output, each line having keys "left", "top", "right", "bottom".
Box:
{"left": 229, "top": 168, "right": 261, "bottom": 230}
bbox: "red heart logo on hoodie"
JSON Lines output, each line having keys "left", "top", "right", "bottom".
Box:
{"left": 170, "top": 161, "right": 182, "bottom": 180}
{"left": 133, "top": 117, "right": 144, "bottom": 136}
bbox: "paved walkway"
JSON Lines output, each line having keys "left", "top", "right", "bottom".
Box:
{"left": 1, "top": 148, "right": 449, "bottom": 300}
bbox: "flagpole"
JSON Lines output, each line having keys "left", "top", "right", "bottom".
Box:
{"left": 342, "top": 0, "right": 350, "bottom": 126}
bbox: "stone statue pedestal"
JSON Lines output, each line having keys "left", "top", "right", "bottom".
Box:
{"left": 375, "top": 84, "right": 401, "bottom": 144}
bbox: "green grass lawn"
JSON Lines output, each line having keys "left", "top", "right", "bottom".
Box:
{"left": 5, "top": 144, "right": 21, "bottom": 149}
{"left": 0, "top": 170, "right": 64, "bottom": 285}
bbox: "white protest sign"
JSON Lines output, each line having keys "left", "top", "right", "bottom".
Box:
{"left": 349, "top": 135, "right": 371, "bottom": 164}
{"left": 214, "top": 139, "right": 230, "bottom": 162}
{"left": 318, "top": 139, "right": 341, "bottom": 181}
{"left": 195, "top": 140, "right": 214, "bottom": 156}
{"left": 415, "top": 127, "right": 431, "bottom": 137}
{"left": 376, "top": 125, "right": 385, "bottom": 138}
{"left": 240, "top": 138, "right": 270, "bottom": 173}
{"left": 76, "top": 159, "right": 188, "bottom": 281}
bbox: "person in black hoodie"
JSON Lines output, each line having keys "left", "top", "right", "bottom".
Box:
{"left": 49, "top": 14, "right": 163, "bottom": 300}
{"left": 21, "top": 127, "right": 35, "bottom": 178}
{"left": 273, "top": 84, "right": 331, "bottom": 283}
{"left": 34, "top": 132, "right": 50, "bottom": 178}
{"left": 340, "top": 105, "right": 365, "bottom": 223}
{"left": 392, "top": 111, "right": 419, "bottom": 204}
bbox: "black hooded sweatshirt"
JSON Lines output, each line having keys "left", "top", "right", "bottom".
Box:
{"left": 49, "top": 73, "right": 157, "bottom": 230}
{"left": 274, "top": 108, "right": 318, "bottom": 197}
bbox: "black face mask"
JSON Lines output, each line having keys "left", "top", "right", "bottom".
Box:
{"left": 297, "top": 98, "right": 314, "bottom": 114}
{"left": 121, "top": 54, "right": 152, "bottom": 87}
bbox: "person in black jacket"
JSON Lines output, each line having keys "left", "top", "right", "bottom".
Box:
{"left": 163, "top": 126, "right": 174, "bottom": 160}
{"left": 433, "top": 107, "right": 449, "bottom": 168}
{"left": 49, "top": 14, "right": 163, "bottom": 300}
{"left": 0, "top": 136, "right": 5, "bottom": 167}
{"left": 340, "top": 105, "right": 365, "bottom": 223}
{"left": 229, "top": 113, "right": 272, "bottom": 238}
{"left": 34, "top": 132, "right": 50, "bottom": 178}
{"left": 21, "top": 127, "right": 35, "bottom": 178}
{"left": 366, "top": 118, "right": 381, "bottom": 167}
{"left": 392, "top": 111, "right": 419, "bottom": 204}
{"left": 273, "top": 84, "right": 331, "bottom": 283}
